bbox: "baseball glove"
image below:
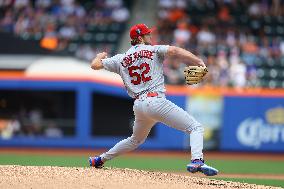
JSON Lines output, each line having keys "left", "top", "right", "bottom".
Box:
{"left": 183, "top": 66, "right": 208, "bottom": 85}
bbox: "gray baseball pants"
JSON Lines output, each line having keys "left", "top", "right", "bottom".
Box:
{"left": 100, "top": 93, "right": 204, "bottom": 161}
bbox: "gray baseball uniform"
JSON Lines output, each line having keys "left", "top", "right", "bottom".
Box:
{"left": 100, "top": 44, "right": 204, "bottom": 160}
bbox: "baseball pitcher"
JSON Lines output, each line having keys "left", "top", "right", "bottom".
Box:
{"left": 89, "top": 23, "right": 218, "bottom": 176}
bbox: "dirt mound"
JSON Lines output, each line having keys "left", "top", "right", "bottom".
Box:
{"left": 0, "top": 165, "right": 280, "bottom": 189}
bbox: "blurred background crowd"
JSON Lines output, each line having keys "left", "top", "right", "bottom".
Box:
{"left": 157, "top": 0, "right": 284, "bottom": 88}
{"left": 0, "top": 0, "right": 284, "bottom": 88}
{"left": 0, "top": 0, "right": 130, "bottom": 60}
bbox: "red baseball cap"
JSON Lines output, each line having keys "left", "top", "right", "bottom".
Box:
{"left": 129, "top": 23, "right": 155, "bottom": 39}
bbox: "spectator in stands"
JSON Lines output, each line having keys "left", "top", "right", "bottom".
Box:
{"left": 40, "top": 23, "right": 58, "bottom": 50}
{"left": 158, "top": 0, "right": 186, "bottom": 9}
{"left": 229, "top": 47, "right": 246, "bottom": 88}
{"left": 229, "top": 57, "right": 246, "bottom": 88}
{"left": 75, "top": 2, "right": 86, "bottom": 18}
{"left": 270, "top": 37, "right": 281, "bottom": 58}
{"left": 226, "top": 28, "right": 237, "bottom": 48}
{"left": 1, "top": 0, "right": 284, "bottom": 88}
{"left": 105, "top": 0, "right": 123, "bottom": 8}
{"left": 35, "top": 0, "right": 52, "bottom": 9}
{"left": 59, "top": 17, "right": 77, "bottom": 40}
{"left": 0, "top": 116, "right": 21, "bottom": 139}
{"left": 0, "top": 0, "right": 130, "bottom": 60}
{"left": 14, "top": 0, "right": 29, "bottom": 9}
{"left": 75, "top": 45, "right": 96, "bottom": 61}
{"left": 168, "top": 7, "right": 186, "bottom": 23}
{"left": 13, "top": 15, "right": 29, "bottom": 36}
{"left": 44, "top": 122, "right": 63, "bottom": 138}
{"left": 229, "top": 47, "right": 240, "bottom": 66}
{"left": 280, "top": 40, "right": 284, "bottom": 56}
{"left": 218, "top": 4, "right": 231, "bottom": 25}
{"left": 259, "top": 36, "right": 271, "bottom": 58}
{"left": 164, "top": 58, "right": 185, "bottom": 85}
{"left": 0, "top": 0, "right": 12, "bottom": 7}
{"left": 155, "top": 0, "right": 284, "bottom": 88}
{"left": 173, "top": 21, "right": 191, "bottom": 46}
{"left": 246, "top": 66, "right": 258, "bottom": 87}
{"left": 111, "top": 4, "right": 129, "bottom": 22}
{"left": 197, "top": 26, "right": 216, "bottom": 46}
{"left": 206, "top": 55, "right": 221, "bottom": 86}
{"left": 248, "top": 1, "right": 262, "bottom": 17}
{"left": 241, "top": 36, "right": 259, "bottom": 66}
{"left": 0, "top": 9, "right": 14, "bottom": 32}
{"left": 29, "top": 108, "right": 43, "bottom": 135}
{"left": 271, "top": 0, "right": 282, "bottom": 16}
{"left": 216, "top": 50, "right": 229, "bottom": 86}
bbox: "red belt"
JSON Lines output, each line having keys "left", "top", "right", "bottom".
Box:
{"left": 135, "top": 92, "right": 158, "bottom": 99}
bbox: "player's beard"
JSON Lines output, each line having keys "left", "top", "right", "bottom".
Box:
{"left": 144, "top": 41, "right": 152, "bottom": 45}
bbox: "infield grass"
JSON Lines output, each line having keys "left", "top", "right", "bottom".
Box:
{"left": 1, "top": 154, "right": 284, "bottom": 174}
{"left": 0, "top": 154, "right": 283, "bottom": 187}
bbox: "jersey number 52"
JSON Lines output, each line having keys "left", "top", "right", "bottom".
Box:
{"left": 128, "top": 63, "right": 152, "bottom": 85}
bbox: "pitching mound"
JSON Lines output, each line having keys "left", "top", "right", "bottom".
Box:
{"left": 0, "top": 165, "right": 279, "bottom": 189}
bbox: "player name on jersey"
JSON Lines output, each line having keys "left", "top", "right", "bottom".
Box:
{"left": 122, "top": 50, "right": 154, "bottom": 67}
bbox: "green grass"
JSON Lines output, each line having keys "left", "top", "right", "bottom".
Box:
{"left": 108, "top": 157, "right": 284, "bottom": 174}
{"left": 204, "top": 159, "right": 284, "bottom": 175}
{"left": 1, "top": 154, "right": 284, "bottom": 174}
{"left": 0, "top": 154, "right": 283, "bottom": 187}
{"left": 214, "top": 178, "right": 284, "bottom": 188}
{"left": 0, "top": 154, "right": 87, "bottom": 167}
{"left": 107, "top": 156, "right": 187, "bottom": 171}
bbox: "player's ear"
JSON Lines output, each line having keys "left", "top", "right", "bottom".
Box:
{"left": 137, "top": 36, "right": 143, "bottom": 43}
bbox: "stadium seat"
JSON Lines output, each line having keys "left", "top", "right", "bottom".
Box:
{"left": 110, "top": 23, "right": 124, "bottom": 32}
{"left": 256, "top": 68, "right": 264, "bottom": 78}
{"left": 276, "top": 26, "right": 284, "bottom": 36}
{"left": 277, "top": 16, "right": 284, "bottom": 25}
{"left": 250, "top": 19, "right": 261, "bottom": 30}
{"left": 253, "top": 57, "right": 264, "bottom": 67}
{"left": 264, "top": 25, "right": 274, "bottom": 36}
{"left": 82, "top": 33, "right": 94, "bottom": 43}
{"left": 106, "top": 33, "right": 119, "bottom": 43}
{"left": 277, "top": 80, "right": 284, "bottom": 88}
{"left": 97, "top": 33, "right": 108, "bottom": 43}
{"left": 280, "top": 57, "right": 284, "bottom": 68}
{"left": 281, "top": 81, "right": 284, "bottom": 88}
{"left": 67, "top": 43, "right": 78, "bottom": 53}
{"left": 268, "top": 80, "right": 277, "bottom": 88}
{"left": 256, "top": 68, "right": 270, "bottom": 79}
{"left": 259, "top": 79, "right": 269, "bottom": 87}
{"left": 265, "top": 57, "right": 277, "bottom": 67}
{"left": 239, "top": 15, "right": 249, "bottom": 26}
{"left": 281, "top": 70, "right": 284, "bottom": 79}
{"left": 263, "top": 15, "right": 272, "bottom": 24}
{"left": 269, "top": 69, "right": 280, "bottom": 79}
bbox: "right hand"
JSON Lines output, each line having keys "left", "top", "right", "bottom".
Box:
{"left": 91, "top": 52, "right": 108, "bottom": 70}
{"left": 96, "top": 52, "right": 108, "bottom": 59}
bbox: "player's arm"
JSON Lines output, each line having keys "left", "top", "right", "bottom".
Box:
{"left": 91, "top": 52, "right": 108, "bottom": 70}
{"left": 167, "top": 46, "right": 205, "bottom": 67}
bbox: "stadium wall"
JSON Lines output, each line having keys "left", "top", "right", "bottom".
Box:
{"left": 0, "top": 78, "right": 283, "bottom": 152}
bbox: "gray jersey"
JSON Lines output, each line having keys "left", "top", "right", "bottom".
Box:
{"left": 102, "top": 44, "right": 169, "bottom": 98}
